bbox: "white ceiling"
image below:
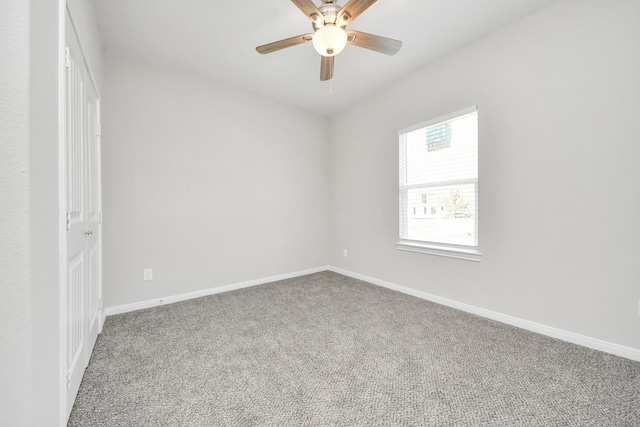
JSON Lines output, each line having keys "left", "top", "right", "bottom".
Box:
{"left": 94, "top": 0, "right": 558, "bottom": 117}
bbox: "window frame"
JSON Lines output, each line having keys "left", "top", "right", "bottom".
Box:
{"left": 397, "top": 106, "right": 481, "bottom": 262}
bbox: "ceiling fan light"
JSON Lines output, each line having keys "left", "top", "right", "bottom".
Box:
{"left": 312, "top": 25, "right": 348, "bottom": 57}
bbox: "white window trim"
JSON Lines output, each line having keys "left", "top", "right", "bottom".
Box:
{"left": 396, "top": 240, "right": 482, "bottom": 262}
{"left": 398, "top": 106, "right": 478, "bottom": 135}
{"left": 397, "top": 106, "right": 481, "bottom": 262}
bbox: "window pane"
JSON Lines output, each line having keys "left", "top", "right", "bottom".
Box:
{"left": 398, "top": 107, "right": 479, "bottom": 254}
{"left": 405, "top": 112, "right": 477, "bottom": 186}
{"left": 404, "top": 183, "right": 477, "bottom": 246}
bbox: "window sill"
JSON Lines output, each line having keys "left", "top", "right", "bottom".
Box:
{"left": 396, "top": 240, "right": 482, "bottom": 262}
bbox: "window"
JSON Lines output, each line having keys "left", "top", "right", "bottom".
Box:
{"left": 397, "top": 106, "right": 480, "bottom": 261}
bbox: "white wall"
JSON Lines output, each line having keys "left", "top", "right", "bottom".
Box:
{"left": 102, "top": 53, "right": 330, "bottom": 308}
{"left": 0, "top": 1, "right": 31, "bottom": 424}
{"left": 329, "top": 0, "right": 640, "bottom": 351}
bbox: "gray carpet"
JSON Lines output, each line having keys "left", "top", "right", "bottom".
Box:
{"left": 69, "top": 271, "right": 640, "bottom": 426}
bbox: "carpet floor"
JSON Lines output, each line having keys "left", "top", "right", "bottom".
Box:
{"left": 68, "top": 271, "right": 640, "bottom": 426}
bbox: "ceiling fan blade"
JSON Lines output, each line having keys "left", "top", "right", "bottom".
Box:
{"left": 290, "top": 0, "right": 323, "bottom": 22}
{"left": 320, "top": 55, "right": 334, "bottom": 81}
{"left": 256, "top": 34, "right": 313, "bottom": 54}
{"left": 337, "top": 0, "right": 377, "bottom": 26}
{"left": 346, "top": 30, "right": 402, "bottom": 55}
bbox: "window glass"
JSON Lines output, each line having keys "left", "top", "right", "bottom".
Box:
{"left": 398, "top": 107, "right": 479, "bottom": 260}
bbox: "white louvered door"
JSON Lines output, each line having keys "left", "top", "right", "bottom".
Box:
{"left": 65, "top": 12, "right": 102, "bottom": 419}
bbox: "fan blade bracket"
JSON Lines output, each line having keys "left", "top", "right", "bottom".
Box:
{"left": 336, "top": 11, "right": 351, "bottom": 28}
{"left": 310, "top": 13, "right": 324, "bottom": 28}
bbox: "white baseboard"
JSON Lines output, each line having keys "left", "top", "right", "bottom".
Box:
{"left": 328, "top": 266, "right": 640, "bottom": 362}
{"left": 104, "top": 266, "right": 330, "bottom": 317}
{"left": 103, "top": 265, "right": 640, "bottom": 362}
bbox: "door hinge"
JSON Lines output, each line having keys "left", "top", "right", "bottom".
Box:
{"left": 99, "top": 298, "right": 103, "bottom": 310}
{"left": 97, "top": 124, "right": 102, "bottom": 137}
{"left": 66, "top": 372, "right": 71, "bottom": 389}
{"left": 65, "top": 47, "right": 70, "bottom": 68}
{"left": 66, "top": 212, "right": 71, "bottom": 231}
{"left": 98, "top": 212, "right": 103, "bottom": 224}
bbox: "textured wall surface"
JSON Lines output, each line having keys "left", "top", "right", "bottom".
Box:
{"left": 0, "top": 0, "right": 31, "bottom": 425}
{"left": 329, "top": 0, "right": 640, "bottom": 350}
{"left": 28, "top": 0, "right": 63, "bottom": 424}
{"left": 102, "top": 53, "right": 330, "bottom": 308}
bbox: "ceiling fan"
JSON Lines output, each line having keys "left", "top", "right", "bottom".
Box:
{"left": 256, "top": 0, "right": 402, "bottom": 81}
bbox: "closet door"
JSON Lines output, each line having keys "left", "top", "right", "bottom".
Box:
{"left": 65, "top": 12, "right": 102, "bottom": 419}
{"left": 85, "top": 75, "right": 102, "bottom": 366}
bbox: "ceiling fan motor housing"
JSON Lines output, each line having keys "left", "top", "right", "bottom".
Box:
{"left": 313, "top": 1, "right": 347, "bottom": 30}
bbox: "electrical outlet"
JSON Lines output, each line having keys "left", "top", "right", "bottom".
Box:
{"left": 343, "top": 249, "right": 348, "bottom": 258}
{"left": 143, "top": 269, "right": 153, "bottom": 281}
